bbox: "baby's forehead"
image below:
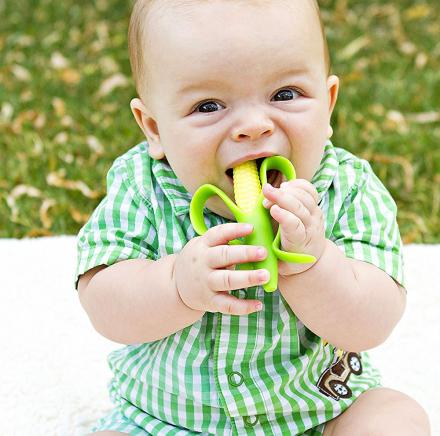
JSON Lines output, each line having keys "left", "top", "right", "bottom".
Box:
{"left": 151, "top": 1, "right": 325, "bottom": 53}
{"left": 129, "top": 0, "right": 328, "bottom": 98}
{"left": 149, "top": 0, "right": 321, "bottom": 24}
{"left": 145, "top": 0, "right": 325, "bottom": 53}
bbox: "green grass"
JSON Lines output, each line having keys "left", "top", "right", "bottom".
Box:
{"left": 0, "top": 0, "right": 439, "bottom": 242}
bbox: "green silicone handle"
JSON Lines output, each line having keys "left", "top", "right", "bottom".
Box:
{"left": 189, "top": 156, "right": 316, "bottom": 292}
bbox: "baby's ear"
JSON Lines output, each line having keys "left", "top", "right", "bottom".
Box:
{"left": 326, "top": 75, "right": 339, "bottom": 115}
{"left": 130, "top": 98, "right": 165, "bottom": 160}
{"left": 326, "top": 75, "right": 339, "bottom": 138}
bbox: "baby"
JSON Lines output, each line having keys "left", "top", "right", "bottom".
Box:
{"left": 76, "top": 0, "right": 430, "bottom": 434}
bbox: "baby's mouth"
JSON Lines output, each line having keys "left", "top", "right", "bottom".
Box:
{"left": 225, "top": 158, "right": 282, "bottom": 188}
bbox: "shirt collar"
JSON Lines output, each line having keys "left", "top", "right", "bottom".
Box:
{"left": 311, "top": 140, "right": 339, "bottom": 203}
{"left": 151, "top": 157, "right": 193, "bottom": 216}
{"left": 151, "top": 140, "right": 338, "bottom": 216}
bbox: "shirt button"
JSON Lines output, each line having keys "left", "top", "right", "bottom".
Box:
{"left": 228, "top": 371, "right": 244, "bottom": 387}
{"left": 244, "top": 415, "right": 259, "bottom": 427}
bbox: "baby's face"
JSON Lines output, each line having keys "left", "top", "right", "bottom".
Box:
{"left": 134, "top": 0, "right": 338, "bottom": 220}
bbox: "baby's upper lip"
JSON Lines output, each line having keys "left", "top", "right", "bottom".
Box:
{"left": 225, "top": 151, "right": 279, "bottom": 171}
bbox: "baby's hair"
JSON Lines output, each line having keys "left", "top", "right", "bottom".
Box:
{"left": 128, "top": 0, "right": 331, "bottom": 100}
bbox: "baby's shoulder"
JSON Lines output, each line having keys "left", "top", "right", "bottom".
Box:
{"left": 330, "top": 145, "right": 395, "bottom": 211}
{"left": 107, "top": 141, "right": 154, "bottom": 202}
{"left": 332, "top": 146, "right": 377, "bottom": 190}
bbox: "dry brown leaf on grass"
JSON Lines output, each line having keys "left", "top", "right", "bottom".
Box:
{"left": 338, "top": 36, "right": 370, "bottom": 61}
{"left": 14, "top": 34, "right": 34, "bottom": 47}
{"left": 11, "top": 64, "right": 31, "bottom": 82}
{"left": 99, "top": 56, "right": 120, "bottom": 75}
{"left": 96, "top": 73, "right": 129, "bottom": 98}
{"left": 399, "top": 41, "right": 417, "bottom": 55}
{"left": 1, "top": 102, "right": 14, "bottom": 122}
{"left": 385, "top": 110, "right": 409, "bottom": 134}
{"left": 384, "top": 110, "right": 440, "bottom": 132}
{"left": 60, "top": 115, "right": 74, "bottom": 127}
{"left": 39, "top": 198, "right": 57, "bottom": 229}
{"left": 70, "top": 207, "right": 91, "bottom": 224}
{"left": 404, "top": 4, "right": 431, "bottom": 21}
{"left": 415, "top": 52, "right": 428, "bottom": 69}
{"left": 54, "top": 131, "right": 68, "bottom": 144}
{"left": 86, "top": 135, "right": 104, "bottom": 155}
{"left": 60, "top": 68, "right": 81, "bottom": 85}
{"left": 33, "top": 113, "right": 46, "bottom": 129}
{"left": 406, "top": 112, "right": 440, "bottom": 124}
{"left": 46, "top": 170, "right": 100, "bottom": 199}
{"left": 50, "top": 52, "right": 69, "bottom": 70}
{"left": 20, "top": 89, "right": 33, "bottom": 102}
{"left": 52, "top": 97, "right": 66, "bottom": 117}
{"left": 341, "top": 71, "right": 364, "bottom": 83}
{"left": 25, "top": 228, "right": 53, "bottom": 237}
{"left": 10, "top": 110, "right": 45, "bottom": 134}
{"left": 386, "top": 5, "right": 407, "bottom": 45}
{"left": 6, "top": 185, "right": 42, "bottom": 222}
{"left": 401, "top": 229, "right": 421, "bottom": 244}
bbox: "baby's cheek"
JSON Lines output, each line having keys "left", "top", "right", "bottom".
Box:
{"left": 288, "top": 139, "right": 327, "bottom": 180}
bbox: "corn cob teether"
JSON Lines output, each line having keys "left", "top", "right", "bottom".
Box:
{"left": 232, "top": 160, "right": 261, "bottom": 215}
{"left": 190, "top": 156, "right": 316, "bottom": 292}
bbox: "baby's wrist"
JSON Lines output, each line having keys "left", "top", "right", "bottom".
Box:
{"left": 172, "top": 252, "right": 204, "bottom": 313}
{"left": 278, "top": 238, "right": 329, "bottom": 277}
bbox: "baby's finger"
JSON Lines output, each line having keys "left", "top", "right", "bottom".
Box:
{"left": 279, "top": 185, "right": 317, "bottom": 214}
{"left": 263, "top": 184, "right": 312, "bottom": 226}
{"left": 210, "top": 291, "right": 263, "bottom": 316}
{"left": 282, "top": 179, "right": 320, "bottom": 204}
{"left": 207, "top": 244, "right": 267, "bottom": 268}
{"left": 270, "top": 204, "right": 306, "bottom": 244}
{"left": 263, "top": 187, "right": 314, "bottom": 213}
{"left": 205, "top": 222, "right": 253, "bottom": 247}
{"left": 207, "top": 268, "right": 269, "bottom": 292}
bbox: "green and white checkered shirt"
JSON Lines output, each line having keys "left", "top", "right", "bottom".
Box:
{"left": 76, "top": 141, "right": 404, "bottom": 435}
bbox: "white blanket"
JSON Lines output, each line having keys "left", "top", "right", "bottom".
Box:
{"left": 1, "top": 237, "right": 438, "bottom": 435}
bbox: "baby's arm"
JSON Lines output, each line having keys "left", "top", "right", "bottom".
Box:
{"left": 78, "top": 256, "right": 203, "bottom": 345}
{"left": 78, "top": 223, "right": 267, "bottom": 345}
{"left": 278, "top": 240, "right": 406, "bottom": 352}
{"left": 262, "top": 177, "right": 406, "bottom": 352}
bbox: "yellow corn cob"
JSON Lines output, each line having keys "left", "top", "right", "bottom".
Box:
{"left": 233, "top": 160, "right": 261, "bottom": 214}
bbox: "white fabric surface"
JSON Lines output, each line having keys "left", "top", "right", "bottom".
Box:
{"left": 0, "top": 236, "right": 438, "bottom": 435}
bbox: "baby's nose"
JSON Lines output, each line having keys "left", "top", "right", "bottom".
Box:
{"left": 231, "top": 110, "right": 274, "bottom": 142}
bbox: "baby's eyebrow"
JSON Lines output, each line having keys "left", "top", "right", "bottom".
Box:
{"left": 177, "top": 79, "right": 228, "bottom": 96}
{"left": 176, "top": 66, "right": 313, "bottom": 98}
{"left": 269, "top": 67, "right": 310, "bottom": 79}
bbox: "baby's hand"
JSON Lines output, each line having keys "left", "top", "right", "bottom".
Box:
{"left": 262, "top": 179, "right": 326, "bottom": 276}
{"left": 174, "top": 223, "right": 268, "bottom": 315}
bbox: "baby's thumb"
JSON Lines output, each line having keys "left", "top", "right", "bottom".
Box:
{"left": 210, "top": 291, "right": 262, "bottom": 316}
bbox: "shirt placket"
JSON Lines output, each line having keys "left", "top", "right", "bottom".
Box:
{"left": 213, "top": 287, "right": 263, "bottom": 434}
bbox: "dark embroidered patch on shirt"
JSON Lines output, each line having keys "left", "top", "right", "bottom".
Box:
{"left": 316, "top": 350, "right": 362, "bottom": 400}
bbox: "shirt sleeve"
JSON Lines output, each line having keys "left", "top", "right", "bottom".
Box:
{"left": 74, "top": 157, "right": 158, "bottom": 289}
{"left": 331, "top": 161, "right": 405, "bottom": 288}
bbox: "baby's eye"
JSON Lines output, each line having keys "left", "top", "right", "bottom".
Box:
{"left": 271, "top": 88, "right": 301, "bottom": 102}
{"left": 195, "top": 101, "right": 224, "bottom": 113}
